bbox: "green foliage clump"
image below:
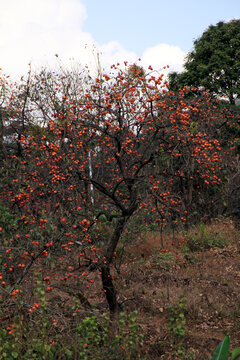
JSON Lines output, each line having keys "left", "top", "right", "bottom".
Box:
{"left": 168, "top": 19, "right": 240, "bottom": 104}
{"left": 153, "top": 251, "right": 174, "bottom": 271}
{"left": 168, "top": 296, "right": 187, "bottom": 358}
{"left": 185, "top": 223, "right": 226, "bottom": 251}
{"left": 0, "top": 285, "right": 144, "bottom": 360}
{"left": 76, "top": 311, "right": 143, "bottom": 359}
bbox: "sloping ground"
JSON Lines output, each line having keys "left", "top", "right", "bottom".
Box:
{"left": 1, "top": 218, "right": 239, "bottom": 359}
{"left": 119, "top": 217, "right": 240, "bottom": 359}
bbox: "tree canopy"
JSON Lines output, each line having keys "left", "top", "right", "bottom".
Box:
{"left": 168, "top": 20, "right": 240, "bottom": 104}
{"left": 1, "top": 63, "right": 238, "bottom": 317}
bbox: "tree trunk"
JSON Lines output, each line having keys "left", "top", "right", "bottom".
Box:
{"left": 105, "top": 217, "right": 126, "bottom": 262}
{"left": 101, "top": 216, "right": 126, "bottom": 315}
{"left": 101, "top": 264, "right": 119, "bottom": 315}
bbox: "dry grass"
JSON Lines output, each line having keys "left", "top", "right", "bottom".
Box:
{"left": 118, "top": 217, "right": 240, "bottom": 359}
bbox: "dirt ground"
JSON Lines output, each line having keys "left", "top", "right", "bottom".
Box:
{"left": 118, "top": 217, "right": 240, "bottom": 359}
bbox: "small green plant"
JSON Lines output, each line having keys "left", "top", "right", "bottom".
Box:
{"left": 153, "top": 251, "right": 174, "bottom": 271}
{"left": 186, "top": 223, "right": 226, "bottom": 251}
{"left": 0, "top": 283, "right": 144, "bottom": 360}
{"left": 211, "top": 336, "right": 240, "bottom": 360}
{"left": 76, "top": 311, "right": 144, "bottom": 359}
{"left": 168, "top": 296, "right": 187, "bottom": 358}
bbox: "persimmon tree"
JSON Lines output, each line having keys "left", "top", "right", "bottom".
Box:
{"left": 157, "top": 88, "right": 239, "bottom": 226}
{"left": 0, "top": 63, "right": 235, "bottom": 316}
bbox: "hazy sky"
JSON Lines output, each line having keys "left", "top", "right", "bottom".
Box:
{"left": 0, "top": 0, "right": 239, "bottom": 79}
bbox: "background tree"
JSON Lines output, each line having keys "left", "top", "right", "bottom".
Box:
{"left": 168, "top": 20, "right": 240, "bottom": 104}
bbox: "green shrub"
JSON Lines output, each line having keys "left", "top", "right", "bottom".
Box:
{"left": 0, "top": 298, "right": 144, "bottom": 360}
{"left": 76, "top": 311, "right": 144, "bottom": 359}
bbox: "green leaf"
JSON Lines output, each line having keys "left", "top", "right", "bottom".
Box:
{"left": 211, "top": 336, "right": 230, "bottom": 360}
{"left": 232, "top": 347, "right": 240, "bottom": 360}
{"left": 11, "top": 352, "right": 19, "bottom": 359}
{"left": 65, "top": 349, "right": 73, "bottom": 357}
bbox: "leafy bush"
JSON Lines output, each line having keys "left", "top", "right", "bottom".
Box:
{"left": 0, "top": 302, "right": 144, "bottom": 360}
{"left": 75, "top": 311, "right": 144, "bottom": 360}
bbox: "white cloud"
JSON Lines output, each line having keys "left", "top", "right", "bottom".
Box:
{"left": 0, "top": 0, "right": 186, "bottom": 80}
{"left": 0, "top": 0, "right": 86, "bottom": 27}
{"left": 0, "top": 0, "right": 92, "bottom": 77}
{"left": 100, "top": 42, "right": 137, "bottom": 65}
{"left": 142, "top": 44, "right": 186, "bottom": 74}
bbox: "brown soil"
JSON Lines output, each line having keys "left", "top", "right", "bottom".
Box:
{"left": 119, "top": 217, "right": 240, "bottom": 359}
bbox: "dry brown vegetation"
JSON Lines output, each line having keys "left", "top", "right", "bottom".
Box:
{"left": 118, "top": 217, "right": 240, "bottom": 359}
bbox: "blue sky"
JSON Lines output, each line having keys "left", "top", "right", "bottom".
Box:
{"left": 0, "top": 0, "right": 239, "bottom": 79}
{"left": 82, "top": 0, "right": 240, "bottom": 54}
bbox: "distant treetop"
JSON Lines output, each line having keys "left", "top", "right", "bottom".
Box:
{"left": 168, "top": 19, "right": 240, "bottom": 104}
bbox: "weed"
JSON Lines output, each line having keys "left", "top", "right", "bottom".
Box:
{"left": 0, "top": 285, "right": 144, "bottom": 360}
{"left": 153, "top": 250, "right": 174, "bottom": 271}
{"left": 185, "top": 223, "right": 226, "bottom": 251}
{"left": 75, "top": 311, "right": 144, "bottom": 359}
{"left": 168, "top": 296, "right": 187, "bottom": 358}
